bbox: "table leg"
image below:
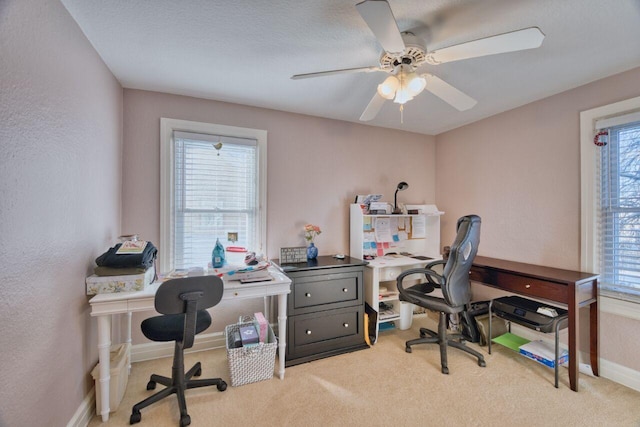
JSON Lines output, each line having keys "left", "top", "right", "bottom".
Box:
{"left": 263, "top": 296, "right": 270, "bottom": 321}
{"left": 277, "top": 293, "right": 287, "bottom": 379}
{"left": 568, "top": 287, "right": 579, "bottom": 391}
{"left": 126, "top": 312, "right": 132, "bottom": 374}
{"left": 97, "top": 314, "right": 112, "bottom": 421}
{"left": 590, "top": 299, "right": 599, "bottom": 376}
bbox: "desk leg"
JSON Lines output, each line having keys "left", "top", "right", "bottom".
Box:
{"left": 126, "top": 312, "right": 132, "bottom": 374}
{"left": 568, "top": 287, "right": 579, "bottom": 391}
{"left": 277, "top": 293, "right": 287, "bottom": 379}
{"left": 590, "top": 299, "right": 599, "bottom": 376}
{"left": 97, "top": 314, "right": 112, "bottom": 421}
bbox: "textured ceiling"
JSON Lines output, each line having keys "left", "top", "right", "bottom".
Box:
{"left": 60, "top": 0, "right": 640, "bottom": 135}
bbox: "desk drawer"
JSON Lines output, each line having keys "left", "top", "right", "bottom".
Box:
{"left": 470, "top": 267, "right": 568, "bottom": 303}
{"left": 289, "top": 269, "right": 363, "bottom": 316}
{"left": 287, "top": 306, "right": 364, "bottom": 360}
{"left": 294, "top": 277, "right": 358, "bottom": 309}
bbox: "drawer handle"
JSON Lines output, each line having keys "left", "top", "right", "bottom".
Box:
{"left": 342, "top": 288, "right": 348, "bottom": 292}
{"left": 306, "top": 330, "right": 312, "bottom": 335}
{"left": 234, "top": 292, "right": 239, "bottom": 296}
{"left": 305, "top": 292, "right": 311, "bottom": 298}
{"left": 525, "top": 284, "right": 531, "bottom": 289}
{"left": 343, "top": 323, "right": 349, "bottom": 328}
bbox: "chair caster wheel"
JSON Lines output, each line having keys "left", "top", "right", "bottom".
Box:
{"left": 405, "top": 346, "right": 412, "bottom": 353}
{"left": 130, "top": 410, "right": 141, "bottom": 424}
{"left": 217, "top": 381, "right": 227, "bottom": 391}
{"left": 180, "top": 414, "right": 191, "bottom": 427}
{"left": 478, "top": 359, "right": 486, "bottom": 367}
{"left": 441, "top": 366, "right": 449, "bottom": 374}
{"left": 146, "top": 380, "right": 156, "bottom": 390}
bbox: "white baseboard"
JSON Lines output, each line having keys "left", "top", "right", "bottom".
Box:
{"left": 131, "top": 330, "right": 227, "bottom": 363}
{"left": 66, "top": 388, "right": 95, "bottom": 427}
{"left": 600, "top": 358, "right": 640, "bottom": 392}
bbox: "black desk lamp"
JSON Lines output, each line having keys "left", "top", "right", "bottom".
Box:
{"left": 393, "top": 181, "right": 408, "bottom": 214}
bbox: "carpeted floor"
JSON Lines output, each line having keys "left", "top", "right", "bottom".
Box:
{"left": 89, "top": 316, "right": 640, "bottom": 427}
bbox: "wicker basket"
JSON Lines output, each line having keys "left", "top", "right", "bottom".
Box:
{"left": 225, "top": 321, "right": 277, "bottom": 387}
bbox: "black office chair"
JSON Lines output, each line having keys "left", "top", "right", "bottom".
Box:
{"left": 130, "top": 276, "right": 227, "bottom": 427}
{"left": 396, "top": 215, "right": 486, "bottom": 374}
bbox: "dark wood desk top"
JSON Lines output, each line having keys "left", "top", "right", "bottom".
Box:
{"left": 273, "top": 255, "right": 367, "bottom": 272}
{"left": 472, "top": 256, "right": 598, "bottom": 285}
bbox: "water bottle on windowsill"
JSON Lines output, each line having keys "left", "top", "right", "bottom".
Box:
{"left": 212, "top": 238, "right": 226, "bottom": 268}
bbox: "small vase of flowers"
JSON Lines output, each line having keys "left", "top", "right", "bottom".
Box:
{"left": 304, "top": 224, "right": 321, "bottom": 259}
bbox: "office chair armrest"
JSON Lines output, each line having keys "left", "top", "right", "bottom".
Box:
{"left": 396, "top": 268, "right": 445, "bottom": 304}
{"left": 425, "top": 259, "right": 446, "bottom": 270}
{"left": 418, "top": 259, "right": 446, "bottom": 288}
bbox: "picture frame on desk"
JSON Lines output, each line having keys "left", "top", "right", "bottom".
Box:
{"left": 279, "top": 247, "right": 307, "bottom": 264}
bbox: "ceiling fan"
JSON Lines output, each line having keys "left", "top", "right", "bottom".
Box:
{"left": 291, "top": 0, "right": 545, "bottom": 122}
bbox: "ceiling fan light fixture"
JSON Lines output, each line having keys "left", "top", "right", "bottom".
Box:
{"left": 392, "top": 67, "right": 423, "bottom": 104}
{"left": 393, "top": 89, "right": 414, "bottom": 104}
{"left": 377, "top": 75, "right": 399, "bottom": 99}
{"left": 406, "top": 73, "right": 426, "bottom": 96}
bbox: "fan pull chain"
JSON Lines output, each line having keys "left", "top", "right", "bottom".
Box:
{"left": 400, "top": 104, "right": 404, "bottom": 124}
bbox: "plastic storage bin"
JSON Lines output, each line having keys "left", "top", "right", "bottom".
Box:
{"left": 225, "top": 321, "right": 277, "bottom": 387}
{"left": 91, "top": 343, "right": 130, "bottom": 413}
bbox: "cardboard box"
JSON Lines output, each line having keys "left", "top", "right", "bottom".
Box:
{"left": 85, "top": 267, "right": 154, "bottom": 295}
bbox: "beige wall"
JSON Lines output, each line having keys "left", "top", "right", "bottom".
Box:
{"left": 435, "top": 66, "right": 640, "bottom": 371}
{"left": 0, "top": 0, "right": 123, "bottom": 425}
{"left": 2, "top": 1, "right": 639, "bottom": 422}
{"left": 121, "top": 89, "right": 436, "bottom": 338}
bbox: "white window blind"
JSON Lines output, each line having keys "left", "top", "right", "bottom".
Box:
{"left": 597, "top": 118, "right": 640, "bottom": 298}
{"left": 171, "top": 131, "right": 258, "bottom": 270}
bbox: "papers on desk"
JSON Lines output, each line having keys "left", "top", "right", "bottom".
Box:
{"left": 226, "top": 261, "right": 272, "bottom": 282}
{"left": 160, "top": 262, "right": 272, "bottom": 283}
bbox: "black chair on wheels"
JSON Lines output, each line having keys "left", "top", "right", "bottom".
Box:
{"left": 396, "top": 215, "right": 486, "bottom": 374}
{"left": 130, "top": 276, "right": 227, "bottom": 427}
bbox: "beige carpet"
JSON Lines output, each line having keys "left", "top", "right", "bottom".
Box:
{"left": 89, "top": 316, "right": 640, "bottom": 427}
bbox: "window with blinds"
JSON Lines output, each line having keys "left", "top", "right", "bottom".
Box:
{"left": 160, "top": 118, "right": 267, "bottom": 272}
{"left": 597, "top": 115, "right": 640, "bottom": 298}
{"left": 172, "top": 131, "right": 257, "bottom": 269}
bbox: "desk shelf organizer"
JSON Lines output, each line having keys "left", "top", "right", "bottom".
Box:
{"left": 349, "top": 203, "right": 443, "bottom": 343}
{"left": 489, "top": 296, "right": 569, "bottom": 388}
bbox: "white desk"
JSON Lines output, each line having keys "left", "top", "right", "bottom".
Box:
{"left": 364, "top": 255, "right": 442, "bottom": 342}
{"left": 89, "top": 267, "right": 292, "bottom": 422}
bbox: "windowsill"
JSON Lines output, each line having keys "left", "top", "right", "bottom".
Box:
{"left": 599, "top": 290, "right": 640, "bottom": 321}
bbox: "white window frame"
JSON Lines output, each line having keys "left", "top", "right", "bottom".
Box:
{"left": 580, "top": 95, "right": 640, "bottom": 318}
{"left": 160, "top": 118, "right": 267, "bottom": 273}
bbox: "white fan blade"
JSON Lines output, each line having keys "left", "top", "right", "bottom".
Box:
{"left": 360, "top": 92, "right": 387, "bottom": 121}
{"left": 291, "top": 66, "right": 382, "bottom": 80}
{"left": 356, "top": 0, "right": 405, "bottom": 54}
{"left": 426, "top": 27, "right": 545, "bottom": 65}
{"left": 423, "top": 74, "right": 477, "bottom": 111}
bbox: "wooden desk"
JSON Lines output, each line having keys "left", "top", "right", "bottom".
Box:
{"left": 89, "top": 267, "right": 292, "bottom": 422}
{"left": 469, "top": 256, "right": 599, "bottom": 391}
